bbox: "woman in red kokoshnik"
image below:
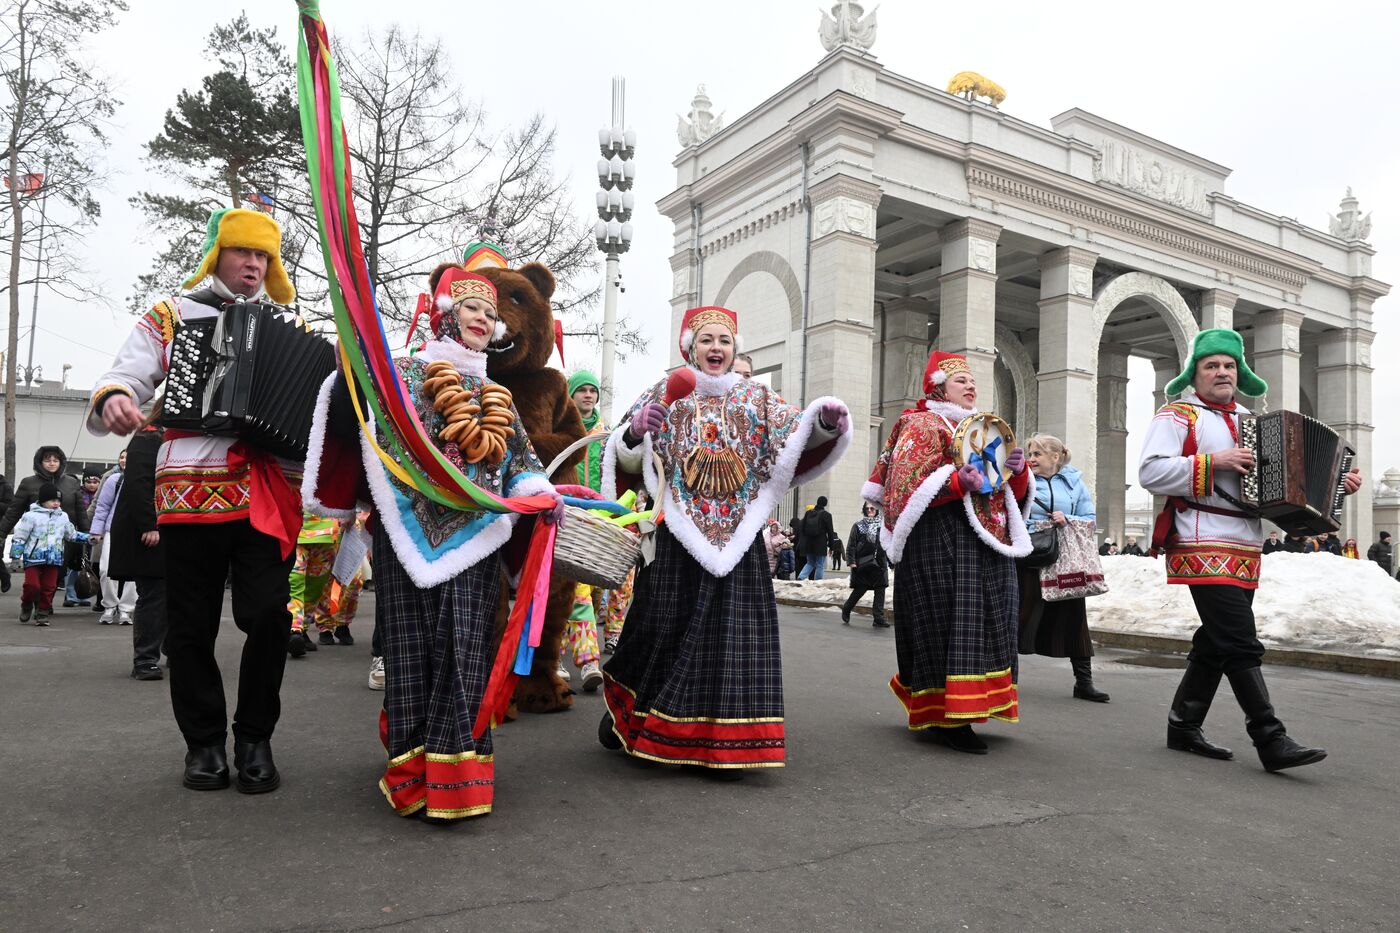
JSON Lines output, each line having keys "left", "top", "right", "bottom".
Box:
{"left": 598, "top": 306, "right": 851, "bottom": 776}
{"left": 863, "top": 351, "right": 1033, "bottom": 754}
{"left": 304, "top": 256, "right": 562, "bottom": 821}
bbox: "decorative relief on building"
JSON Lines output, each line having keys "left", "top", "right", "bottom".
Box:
{"left": 677, "top": 85, "right": 725, "bottom": 148}
{"left": 1092, "top": 141, "right": 1211, "bottom": 216}
{"left": 1069, "top": 265, "right": 1093, "bottom": 298}
{"left": 1283, "top": 326, "right": 1301, "bottom": 353}
{"left": 970, "top": 237, "right": 996, "bottom": 272}
{"left": 819, "top": 1, "right": 877, "bottom": 53}
{"left": 814, "top": 195, "right": 874, "bottom": 239}
{"left": 1328, "top": 187, "right": 1372, "bottom": 241}
{"left": 672, "top": 267, "right": 691, "bottom": 299}
{"left": 1359, "top": 344, "right": 1372, "bottom": 368}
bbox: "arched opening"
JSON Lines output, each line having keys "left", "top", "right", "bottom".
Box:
{"left": 1090, "top": 273, "right": 1199, "bottom": 546}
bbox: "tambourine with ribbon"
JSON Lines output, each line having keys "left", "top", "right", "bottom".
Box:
{"left": 952, "top": 412, "right": 1016, "bottom": 495}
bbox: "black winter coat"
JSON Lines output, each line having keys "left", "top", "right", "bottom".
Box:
{"left": 108, "top": 428, "right": 164, "bottom": 581}
{"left": 0, "top": 446, "right": 89, "bottom": 537}
{"left": 845, "top": 520, "right": 888, "bottom": 589}
{"left": 798, "top": 507, "right": 834, "bottom": 559}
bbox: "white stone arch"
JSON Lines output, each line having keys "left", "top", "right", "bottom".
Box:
{"left": 713, "top": 250, "right": 804, "bottom": 332}
{"left": 1091, "top": 271, "right": 1198, "bottom": 367}
{"left": 995, "top": 323, "right": 1038, "bottom": 436}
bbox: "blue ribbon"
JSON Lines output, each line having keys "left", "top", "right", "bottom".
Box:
{"left": 512, "top": 596, "right": 537, "bottom": 675}
{"left": 561, "top": 495, "right": 630, "bottom": 515}
{"left": 969, "top": 436, "right": 1004, "bottom": 494}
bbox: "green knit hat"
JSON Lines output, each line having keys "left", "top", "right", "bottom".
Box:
{"left": 1166, "top": 328, "right": 1268, "bottom": 398}
{"left": 568, "top": 370, "right": 600, "bottom": 397}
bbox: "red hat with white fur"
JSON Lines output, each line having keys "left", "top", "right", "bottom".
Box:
{"left": 923, "top": 350, "right": 971, "bottom": 395}
{"left": 679, "top": 305, "right": 741, "bottom": 363}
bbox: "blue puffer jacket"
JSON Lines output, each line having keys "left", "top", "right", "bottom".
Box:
{"left": 1028, "top": 466, "right": 1095, "bottom": 524}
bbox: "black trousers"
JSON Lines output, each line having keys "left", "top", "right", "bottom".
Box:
{"left": 131, "top": 575, "right": 167, "bottom": 668}
{"left": 161, "top": 520, "right": 295, "bottom": 748}
{"left": 842, "top": 585, "right": 886, "bottom": 621}
{"left": 1187, "top": 585, "right": 1264, "bottom": 674}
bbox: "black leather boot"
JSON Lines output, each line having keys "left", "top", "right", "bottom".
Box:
{"left": 1070, "top": 657, "right": 1110, "bottom": 702}
{"left": 1167, "top": 661, "right": 1233, "bottom": 760}
{"left": 1226, "top": 667, "right": 1326, "bottom": 772}
{"left": 182, "top": 745, "right": 230, "bottom": 791}
{"left": 233, "top": 740, "right": 281, "bottom": 794}
{"left": 598, "top": 713, "right": 622, "bottom": 750}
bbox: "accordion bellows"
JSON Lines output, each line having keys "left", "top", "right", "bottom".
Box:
{"left": 161, "top": 303, "right": 337, "bottom": 461}
{"left": 1239, "top": 410, "right": 1353, "bottom": 536}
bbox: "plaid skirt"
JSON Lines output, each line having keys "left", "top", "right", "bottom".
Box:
{"left": 890, "top": 503, "right": 1020, "bottom": 729}
{"left": 602, "top": 525, "right": 784, "bottom": 769}
{"left": 373, "top": 522, "right": 501, "bottom": 820}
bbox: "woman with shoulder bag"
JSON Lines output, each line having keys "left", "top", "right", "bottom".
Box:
{"left": 841, "top": 502, "right": 890, "bottom": 628}
{"left": 1018, "top": 434, "right": 1108, "bottom": 702}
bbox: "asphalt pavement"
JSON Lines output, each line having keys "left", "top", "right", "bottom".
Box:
{"left": 3, "top": 593, "right": 1399, "bottom": 932}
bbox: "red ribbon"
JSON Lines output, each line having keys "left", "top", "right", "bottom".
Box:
{"left": 473, "top": 519, "right": 557, "bottom": 738}
{"left": 227, "top": 442, "right": 302, "bottom": 559}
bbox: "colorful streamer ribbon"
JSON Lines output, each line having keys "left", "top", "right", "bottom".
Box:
{"left": 295, "top": 0, "right": 560, "bottom": 735}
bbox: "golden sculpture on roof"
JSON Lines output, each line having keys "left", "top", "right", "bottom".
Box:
{"left": 947, "top": 71, "right": 1006, "bottom": 108}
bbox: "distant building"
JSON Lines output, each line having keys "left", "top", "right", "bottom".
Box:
{"left": 0, "top": 382, "right": 127, "bottom": 478}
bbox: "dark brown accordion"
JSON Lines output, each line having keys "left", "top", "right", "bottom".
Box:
{"left": 160, "top": 303, "right": 336, "bottom": 461}
{"left": 1239, "top": 410, "right": 1353, "bottom": 536}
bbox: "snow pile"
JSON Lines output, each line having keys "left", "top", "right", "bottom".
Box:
{"left": 1091, "top": 553, "right": 1400, "bottom": 658}
{"left": 774, "top": 553, "right": 1400, "bottom": 657}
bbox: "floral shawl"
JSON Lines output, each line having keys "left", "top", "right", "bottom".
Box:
{"left": 603, "top": 370, "right": 850, "bottom": 577}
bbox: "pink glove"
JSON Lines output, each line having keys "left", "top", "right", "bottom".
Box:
{"left": 956, "top": 463, "right": 984, "bottom": 495}
{"left": 542, "top": 491, "right": 566, "bottom": 526}
{"left": 1006, "top": 446, "right": 1026, "bottom": 476}
{"left": 627, "top": 403, "right": 668, "bottom": 443}
{"left": 818, "top": 401, "right": 850, "bottom": 434}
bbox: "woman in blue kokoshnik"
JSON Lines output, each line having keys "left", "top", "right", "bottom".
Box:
{"left": 598, "top": 305, "right": 852, "bottom": 777}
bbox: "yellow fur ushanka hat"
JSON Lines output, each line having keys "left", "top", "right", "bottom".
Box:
{"left": 183, "top": 208, "right": 296, "bottom": 304}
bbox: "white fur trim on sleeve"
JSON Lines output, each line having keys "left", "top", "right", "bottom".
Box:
{"left": 959, "top": 482, "right": 1033, "bottom": 559}
{"left": 506, "top": 473, "right": 553, "bottom": 498}
{"left": 301, "top": 372, "right": 360, "bottom": 520}
{"left": 880, "top": 463, "right": 955, "bottom": 563}
{"left": 602, "top": 426, "right": 645, "bottom": 500}
{"left": 861, "top": 480, "right": 884, "bottom": 504}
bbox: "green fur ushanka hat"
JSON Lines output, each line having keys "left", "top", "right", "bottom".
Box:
{"left": 1166, "top": 328, "right": 1268, "bottom": 398}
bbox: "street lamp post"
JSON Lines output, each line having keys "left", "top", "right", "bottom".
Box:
{"left": 594, "top": 76, "right": 635, "bottom": 418}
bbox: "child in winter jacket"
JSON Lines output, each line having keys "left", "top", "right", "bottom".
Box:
{"left": 11, "top": 482, "right": 90, "bottom": 625}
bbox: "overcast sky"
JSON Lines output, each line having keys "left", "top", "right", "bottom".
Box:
{"left": 16, "top": 0, "right": 1398, "bottom": 499}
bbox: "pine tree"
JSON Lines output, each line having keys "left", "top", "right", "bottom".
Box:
{"left": 128, "top": 14, "right": 301, "bottom": 311}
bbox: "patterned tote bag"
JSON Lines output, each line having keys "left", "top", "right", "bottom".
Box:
{"left": 1040, "top": 519, "right": 1109, "bottom": 602}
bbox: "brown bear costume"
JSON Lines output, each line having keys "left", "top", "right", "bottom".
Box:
{"left": 428, "top": 259, "right": 585, "bottom": 714}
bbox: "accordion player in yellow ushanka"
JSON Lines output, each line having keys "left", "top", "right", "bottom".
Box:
{"left": 1139, "top": 327, "right": 1363, "bottom": 774}
{"left": 88, "top": 207, "right": 323, "bottom": 797}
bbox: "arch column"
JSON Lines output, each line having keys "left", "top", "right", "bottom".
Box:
{"left": 1149, "top": 357, "right": 1179, "bottom": 520}
{"left": 1252, "top": 309, "right": 1304, "bottom": 412}
{"left": 1199, "top": 288, "right": 1238, "bottom": 331}
{"left": 1097, "top": 343, "right": 1130, "bottom": 546}
{"left": 938, "top": 218, "right": 1001, "bottom": 410}
{"left": 800, "top": 174, "right": 881, "bottom": 522}
{"left": 876, "top": 297, "right": 931, "bottom": 449}
{"left": 1037, "top": 246, "right": 1100, "bottom": 487}
{"left": 1316, "top": 326, "right": 1375, "bottom": 543}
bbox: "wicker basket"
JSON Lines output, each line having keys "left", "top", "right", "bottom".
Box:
{"left": 545, "top": 431, "right": 640, "bottom": 589}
